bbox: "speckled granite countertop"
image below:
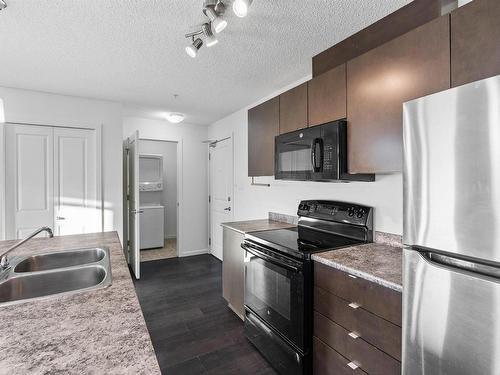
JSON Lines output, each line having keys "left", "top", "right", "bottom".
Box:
{"left": 0, "top": 232, "right": 160, "bottom": 375}
{"left": 221, "top": 219, "right": 296, "bottom": 234}
{"left": 312, "top": 242, "right": 403, "bottom": 292}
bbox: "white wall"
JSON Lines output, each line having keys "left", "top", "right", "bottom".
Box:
{"left": 123, "top": 116, "right": 209, "bottom": 256}
{"left": 208, "top": 77, "right": 403, "bottom": 235}
{"left": 0, "top": 86, "right": 124, "bottom": 240}
{"left": 139, "top": 140, "right": 177, "bottom": 239}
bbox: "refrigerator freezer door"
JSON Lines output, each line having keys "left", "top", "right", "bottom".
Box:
{"left": 403, "top": 75, "right": 500, "bottom": 264}
{"left": 403, "top": 248, "right": 500, "bottom": 375}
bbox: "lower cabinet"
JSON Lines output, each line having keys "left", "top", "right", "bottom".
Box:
{"left": 314, "top": 337, "right": 368, "bottom": 375}
{"left": 222, "top": 227, "right": 245, "bottom": 320}
{"left": 313, "top": 262, "right": 402, "bottom": 375}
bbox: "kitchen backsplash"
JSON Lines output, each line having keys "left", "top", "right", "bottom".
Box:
{"left": 268, "top": 212, "right": 298, "bottom": 225}
{"left": 375, "top": 232, "right": 403, "bottom": 247}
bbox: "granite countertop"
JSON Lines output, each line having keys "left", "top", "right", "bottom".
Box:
{"left": 221, "top": 219, "right": 296, "bottom": 234}
{"left": 312, "top": 241, "right": 403, "bottom": 292}
{"left": 0, "top": 232, "right": 160, "bottom": 375}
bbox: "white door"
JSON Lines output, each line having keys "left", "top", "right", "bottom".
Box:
{"left": 209, "top": 137, "right": 233, "bottom": 260}
{"left": 5, "top": 124, "right": 54, "bottom": 239}
{"left": 4, "top": 124, "right": 99, "bottom": 240}
{"left": 126, "top": 131, "right": 141, "bottom": 279}
{"left": 53, "top": 127, "right": 98, "bottom": 236}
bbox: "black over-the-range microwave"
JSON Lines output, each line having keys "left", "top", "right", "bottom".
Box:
{"left": 274, "top": 120, "right": 374, "bottom": 182}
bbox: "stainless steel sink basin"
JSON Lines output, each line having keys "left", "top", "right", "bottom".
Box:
{"left": 0, "top": 247, "right": 112, "bottom": 306}
{"left": 14, "top": 248, "right": 106, "bottom": 273}
{"left": 0, "top": 265, "right": 108, "bottom": 304}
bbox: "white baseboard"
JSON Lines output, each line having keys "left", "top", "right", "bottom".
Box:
{"left": 178, "top": 248, "right": 208, "bottom": 257}
{"left": 164, "top": 234, "right": 176, "bottom": 240}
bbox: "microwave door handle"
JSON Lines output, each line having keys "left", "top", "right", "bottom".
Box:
{"left": 318, "top": 138, "right": 324, "bottom": 171}
{"left": 311, "top": 138, "right": 323, "bottom": 172}
{"left": 311, "top": 139, "right": 317, "bottom": 171}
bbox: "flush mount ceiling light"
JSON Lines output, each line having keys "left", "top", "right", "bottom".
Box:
{"left": 233, "top": 0, "right": 253, "bottom": 17}
{"left": 0, "top": 0, "right": 7, "bottom": 11}
{"left": 166, "top": 113, "right": 185, "bottom": 124}
{"left": 184, "top": 0, "right": 255, "bottom": 58}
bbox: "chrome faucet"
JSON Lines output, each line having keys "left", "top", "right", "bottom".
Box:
{"left": 0, "top": 226, "right": 54, "bottom": 269}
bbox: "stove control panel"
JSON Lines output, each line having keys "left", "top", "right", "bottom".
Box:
{"left": 298, "top": 200, "right": 372, "bottom": 226}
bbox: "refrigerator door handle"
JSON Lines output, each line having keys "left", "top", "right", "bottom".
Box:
{"left": 422, "top": 251, "right": 500, "bottom": 280}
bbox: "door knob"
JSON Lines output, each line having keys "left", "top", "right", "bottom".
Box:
{"left": 224, "top": 207, "right": 231, "bottom": 211}
{"left": 131, "top": 209, "right": 144, "bottom": 214}
{"left": 56, "top": 216, "right": 66, "bottom": 220}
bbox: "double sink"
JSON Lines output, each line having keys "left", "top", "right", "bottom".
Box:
{"left": 0, "top": 247, "right": 112, "bottom": 306}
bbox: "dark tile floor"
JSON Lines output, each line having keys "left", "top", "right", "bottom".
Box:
{"left": 134, "top": 254, "right": 277, "bottom": 375}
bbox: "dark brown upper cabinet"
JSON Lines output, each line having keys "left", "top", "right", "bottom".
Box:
{"left": 279, "top": 83, "right": 308, "bottom": 134}
{"left": 451, "top": 0, "right": 500, "bottom": 87}
{"left": 308, "top": 64, "right": 347, "bottom": 127}
{"left": 312, "top": 0, "right": 444, "bottom": 77}
{"left": 346, "top": 15, "right": 451, "bottom": 174}
{"left": 248, "top": 96, "right": 280, "bottom": 177}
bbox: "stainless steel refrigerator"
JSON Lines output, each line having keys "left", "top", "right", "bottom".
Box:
{"left": 403, "top": 74, "right": 500, "bottom": 375}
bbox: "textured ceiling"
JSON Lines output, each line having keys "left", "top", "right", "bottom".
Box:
{"left": 0, "top": 0, "right": 411, "bottom": 124}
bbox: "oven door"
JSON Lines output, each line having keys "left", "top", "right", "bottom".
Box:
{"left": 242, "top": 241, "right": 305, "bottom": 350}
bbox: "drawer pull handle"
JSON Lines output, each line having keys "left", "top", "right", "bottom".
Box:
{"left": 348, "top": 332, "right": 360, "bottom": 339}
{"left": 348, "top": 302, "right": 361, "bottom": 309}
{"left": 348, "top": 274, "right": 357, "bottom": 279}
{"left": 347, "top": 361, "right": 359, "bottom": 370}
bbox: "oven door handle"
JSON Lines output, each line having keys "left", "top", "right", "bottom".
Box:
{"left": 241, "top": 243, "right": 302, "bottom": 273}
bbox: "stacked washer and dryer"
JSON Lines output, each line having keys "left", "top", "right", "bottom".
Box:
{"left": 139, "top": 154, "right": 165, "bottom": 249}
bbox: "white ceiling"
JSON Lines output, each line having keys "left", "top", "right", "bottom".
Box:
{"left": 0, "top": 0, "right": 411, "bottom": 125}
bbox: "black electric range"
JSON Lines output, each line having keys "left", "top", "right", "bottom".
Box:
{"left": 242, "top": 200, "right": 373, "bottom": 375}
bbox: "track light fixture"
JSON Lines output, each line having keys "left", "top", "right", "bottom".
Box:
{"left": 185, "top": 37, "right": 203, "bottom": 58}
{"left": 202, "top": 23, "right": 218, "bottom": 47}
{"left": 0, "top": 0, "right": 7, "bottom": 11}
{"left": 233, "top": 0, "right": 253, "bottom": 17}
{"left": 184, "top": 0, "right": 255, "bottom": 58}
{"left": 204, "top": 3, "right": 227, "bottom": 34}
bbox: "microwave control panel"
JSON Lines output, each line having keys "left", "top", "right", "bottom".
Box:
{"left": 323, "top": 144, "right": 334, "bottom": 171}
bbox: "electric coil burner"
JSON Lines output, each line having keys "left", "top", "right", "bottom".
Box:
{"left": 241, "top": 200, "right": 373, "bottom": 375}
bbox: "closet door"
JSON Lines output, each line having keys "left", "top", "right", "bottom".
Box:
{"left": 53, "top": 127, "right": 98, "bottom": 236}
{"left": 5, "top": 124, "right": 54, "bottom": 239}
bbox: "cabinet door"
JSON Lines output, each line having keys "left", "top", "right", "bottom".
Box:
{"left": 5, "top": 124, "right": 54, "bottom": 239}
{"left": 451, "top": 0, "right": 500, "bottom": 87}
{"left": 222, "top": 227, "right": 245, "bottom": 320}
{"left": 279, "top": 83, "right": 308, "bottom": 134}
{"left": 346, "top": 15, "right": 450, "bottom": 173}
{"left": 308, "top": 64, "right": 347, "bottom": 127}
{"left": 248, "top": 96, "right": 279, "bottom": 176}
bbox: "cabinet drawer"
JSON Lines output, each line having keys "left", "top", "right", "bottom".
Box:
{"left": 314, "top": 286, "right": 401, "bottom": 361}
{"left": 314, "top": 312, "right": 400, "bottom": 375}
{"left": 314, "top": 262, "right": 402, "bottom": 326}
{"left": 313, "top": 337, "right": 367, "bottom": 375}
